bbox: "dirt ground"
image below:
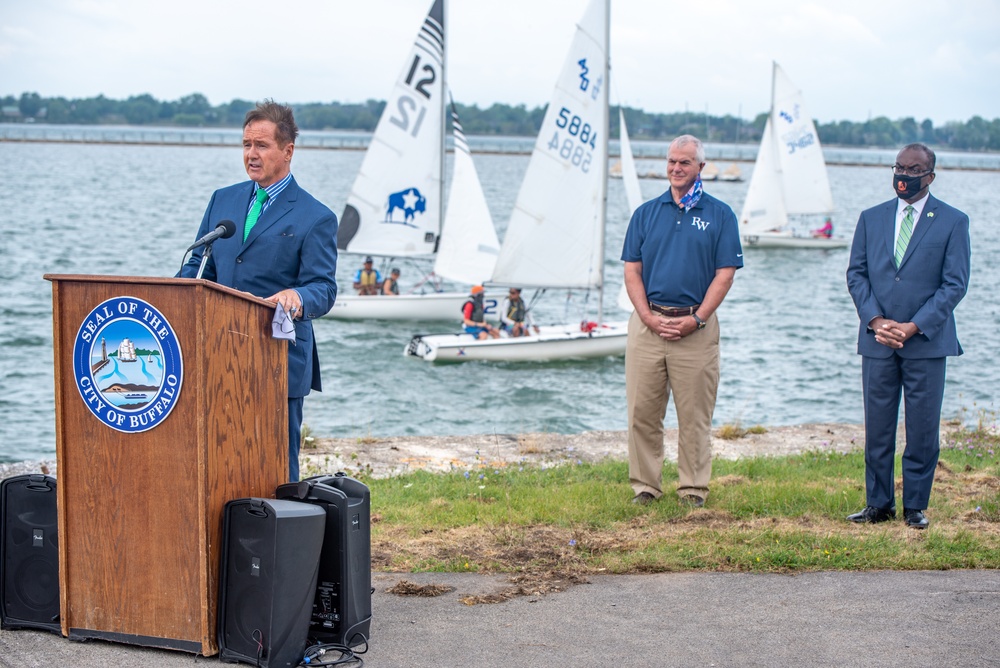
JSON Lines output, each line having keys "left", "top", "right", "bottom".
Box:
{"left": 301, "top": 423, "right": 875, "bottom": 479}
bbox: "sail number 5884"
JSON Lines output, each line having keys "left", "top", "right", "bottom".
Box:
{"left": 548, "top": 107, "right": 596, "bottom": 172}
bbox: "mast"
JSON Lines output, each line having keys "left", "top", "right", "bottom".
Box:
{"left": 770, "top": 60, "right": 782, "bottom": 185}
{"left": 597, "top": 0, "right": 610, "bottom": 325}
{"left": 437, "top": 0, "right": 448, "bottom": 246}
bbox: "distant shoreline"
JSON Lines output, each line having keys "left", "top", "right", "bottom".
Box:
{"left": 3, "top": 127, "right": 998, "bottom": 172}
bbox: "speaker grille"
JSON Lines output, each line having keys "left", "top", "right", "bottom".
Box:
{"left": 1, "top": 474, "right": 60, "bottom": 634}
{"left": 218, "top": 498, "right": 325, "bottom": 668}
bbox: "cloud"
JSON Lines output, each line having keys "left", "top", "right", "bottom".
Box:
{"left": 1, "top": 0, "right": 997, "bottom": 124}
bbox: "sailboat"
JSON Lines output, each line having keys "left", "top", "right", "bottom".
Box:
{"left": 118, "top": 338, "right": 137, "bottom": 362}
{"left": 405, "top": 0, "right": 629, "bottom": 363}
{"left": 701, "top": 162, "right": 720, "bottom": 181}
{"left": 616, "top": 108, "right": 642, "bottom": 313}
{"left": 739, "top": 62, "right": 848, "bottom": 249}
{"left": 719, "top": 163, "right": 743, "bottom": 182}
{"left": 324, "top": 0, "right": 501, "bottom": 321}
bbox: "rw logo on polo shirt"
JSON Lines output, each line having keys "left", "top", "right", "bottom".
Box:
{"left": 691, "top": 217, "right": 712, "bottom": 231}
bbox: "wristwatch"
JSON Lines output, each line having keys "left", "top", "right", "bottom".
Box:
{"left": 692, "top": 314, "right": 706, "bottom": 330}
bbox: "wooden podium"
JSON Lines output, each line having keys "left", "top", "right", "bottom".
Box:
{"left": 45, "top": 275, "right": 289, "bottom": 655}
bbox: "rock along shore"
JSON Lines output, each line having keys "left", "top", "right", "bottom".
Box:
{"left": 298, "top": 422, "right": 873, "bottom": 479}
{"left": 3, "top": 422, "right": 955, "bottom": 481}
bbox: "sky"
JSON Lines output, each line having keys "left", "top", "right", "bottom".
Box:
{"left": 3, "top": 0, "right": 999, "bottom": 125}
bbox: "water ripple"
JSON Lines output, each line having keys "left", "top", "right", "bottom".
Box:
{"left": 2, "top": 143, "right": 997, "bottom": 462}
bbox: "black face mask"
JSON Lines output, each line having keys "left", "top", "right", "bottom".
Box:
{"left": 893, "top": 172, "right": 927, "bottom": 199}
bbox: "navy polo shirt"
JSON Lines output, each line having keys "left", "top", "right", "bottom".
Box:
{"left": 621, "top": 190, "right": 743, "bottom": 306}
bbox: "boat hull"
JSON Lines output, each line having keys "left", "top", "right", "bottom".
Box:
{"left": 324, "top": 291, "right": 501, "bottom": 322}
{"left": 404, "top": 321, "right": 628, "bottom": 362}
{"left": 741, "top": 233, "right": 849, "bottom": 249}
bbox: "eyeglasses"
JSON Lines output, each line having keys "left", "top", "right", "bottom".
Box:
{"left": 892, "top": 164, "right": 932, "bottom": 177}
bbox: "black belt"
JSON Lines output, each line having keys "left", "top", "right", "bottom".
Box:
{"left": 648, "top": 302, "right": 699, "bottom": 317}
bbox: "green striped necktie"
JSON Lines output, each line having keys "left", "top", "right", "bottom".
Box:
{"left": 243, "top": 187, "right": 269, "bottom": 242}
{"left": 894, "top": 205, "right": 914, "bottom": 268}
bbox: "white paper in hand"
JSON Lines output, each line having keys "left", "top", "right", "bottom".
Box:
{"left": 272, "top": 302, "right": 296, "bottom": 344}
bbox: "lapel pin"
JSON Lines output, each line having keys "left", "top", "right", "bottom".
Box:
{"left": 927, "top": 212, "right": 935, "bottom": 218}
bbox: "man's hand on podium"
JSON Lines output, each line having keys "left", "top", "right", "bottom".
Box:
{"left": 267, "top": 289, "right": 303, "bottom": 320}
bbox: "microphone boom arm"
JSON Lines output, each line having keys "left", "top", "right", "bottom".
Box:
{"left": 195, "top": 242, "right": 214, "bottom": 280}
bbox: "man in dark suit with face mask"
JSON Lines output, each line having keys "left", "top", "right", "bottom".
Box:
{"left": 846, "top": 143, "right": 970, "bottom": 529}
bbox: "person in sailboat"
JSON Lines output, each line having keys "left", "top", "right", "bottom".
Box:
{"left": 812, "top": 217, "right": 834, "bottom": 238}
{"left": 179, "top": 100, "right": 338, "bottom": 483}
{"left": 381, "top": 267, "right": 401, "bottom": 296}
{"left": 462, "top": 285, "right": 499, "bottom": 339}
{"left": 621, "top": 134, "right": 744, "bottom": 509}
{"left": 499, "top": 288, "right": 538, "bottom": 337}
{"left": 353, "top": 256, "right": 382, "bottom": 295}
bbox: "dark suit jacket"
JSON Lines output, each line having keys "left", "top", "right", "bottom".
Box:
{"left": 847, "top": 194, "right": 970, "bottom": 359}
{"left": 180, "top": 176, "right": 339, "bottom": 397}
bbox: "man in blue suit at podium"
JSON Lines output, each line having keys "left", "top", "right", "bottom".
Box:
{"left": 180, "top": 100, "right": 339, "bottom": 482}
{"left": 846, "top": 143, "right": 970, "bottom": 529}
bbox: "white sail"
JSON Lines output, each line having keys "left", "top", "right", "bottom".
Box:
{"left": 740, "top": 61, "right": 834, "bottom": 238}
{"left": 337, "top": 0, "right": 446, "bottom": 257}
{"left": 404, "top": 0, "right": 627, "bottom": 362}
{"left": 118, "top": 338, "right": 136, "bottom": 362}
{"left": 617, "top": 108, "right": 641, "bottom": 312}
{"left": 740, "top": 117, "right": 788, "bottom": 233}
{"left": 771, "top": 62, "right": 833, "bottom": 216}
{"left": 490, "top": 0, "right": 609, "bottom": 291}
{"left": 432, "top": 104, "right": 500, "bottom": 284}
{"left": 618, "top": 109, "right": 643, "bottom": 214}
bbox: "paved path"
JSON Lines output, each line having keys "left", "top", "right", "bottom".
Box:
{"left": 1, "top": 570, "right": 997, "bottom": 667}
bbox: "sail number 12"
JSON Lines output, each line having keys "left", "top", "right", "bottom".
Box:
{"left": 390, "top": 54, "right": 438, "bottom": 138}
{"left": 548, "top": 107, "right": 596, "bottom": 172}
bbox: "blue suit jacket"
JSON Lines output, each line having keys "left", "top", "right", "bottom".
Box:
{"left": 180, "top": 176, "right": 338, "bottom": 397}
{"left": 846, "top": 194, "right": 970, "bottom": 359}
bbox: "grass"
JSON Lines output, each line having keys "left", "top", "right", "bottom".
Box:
{"left": 715, "top": 422, "right": 768, "bottom": 440}
{"left": 359, "top": 422, "right": 999, "bottom": 590}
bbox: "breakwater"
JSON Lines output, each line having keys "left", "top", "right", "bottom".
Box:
{"left": 3, "top": 123, "right": 999, "bottom": 170}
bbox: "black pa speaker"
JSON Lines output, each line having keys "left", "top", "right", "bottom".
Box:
{"left": 1, "top": 474, "right": 60, "bottom": 634}
{"left": 218, "top": 498, "right": 326, "bottom": 668}
{"left": 276, "top": 472, "right": 372, "bottom": 647}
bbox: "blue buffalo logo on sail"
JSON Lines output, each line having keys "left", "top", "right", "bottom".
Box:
{"left": 384, "top": 187, "right": 427, "bottom": 226}
{"left": 72, "top": 296, "right": 183, "bottom": 433}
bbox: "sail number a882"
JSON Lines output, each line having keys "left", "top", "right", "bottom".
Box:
{"left": 547, "top": 106, "right": 596, "bottom": 172}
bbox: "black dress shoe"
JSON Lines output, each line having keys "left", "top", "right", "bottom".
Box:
{"left": 904, "top": 508, "right": 929, "bottom": 529}
{"left": 631, "top": 491, "right": 656, "bottom": 505}
{"left": 846, "top": 506, "right": 896, "bottom": 524}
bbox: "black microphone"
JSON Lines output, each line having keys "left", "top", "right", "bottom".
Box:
{"left": 186, "top": 219, "right": 237, "bottom": 251}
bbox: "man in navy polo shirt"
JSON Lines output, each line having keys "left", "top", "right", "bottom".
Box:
{"left": 621, "top": 134, "right": 744, "bottom": 508}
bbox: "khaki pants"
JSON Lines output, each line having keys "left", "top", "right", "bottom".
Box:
{"left": 625, "top": 310, "right": 720, "bottom": 500}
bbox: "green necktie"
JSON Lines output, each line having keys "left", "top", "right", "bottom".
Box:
{"left": 894, "top": 205, "right": 914, "bottom": 268}
{"left": 243, "top": 188, "right": 269, "bottom": 242}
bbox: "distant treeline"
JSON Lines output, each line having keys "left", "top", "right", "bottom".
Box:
{"left": 4, "top": 91, "right": 1000, "bottom": 151}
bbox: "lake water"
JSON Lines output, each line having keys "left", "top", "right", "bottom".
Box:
{"left": 1, "top": 138, "right": 997, "bottom": 463}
